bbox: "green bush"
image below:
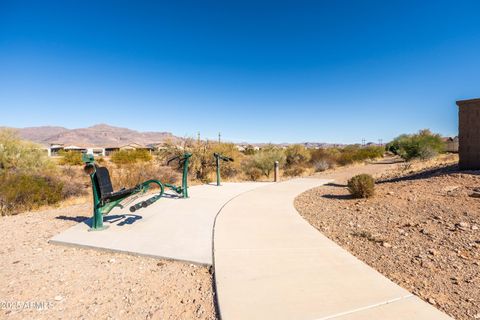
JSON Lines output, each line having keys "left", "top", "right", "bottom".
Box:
{"left": 347, "top": 174, "right": 375, "bottom": 198}
{"left": 242, "top": 165, "right": 263, "bottom": 181}
{"left": 0, "top": 173, "right": 63, "bottom": 215}
{"left": 0, "top": 129, "right": 87, "bottom": 215}
{"left": 338, "top": 145, "right": 384, "bottom": 165}
{"left": 110, "top": 149, "right": 152, "bottom": 165}
{"left": 247, "top": 147, "right": 286, "bottom": 177}
{"left": 387, "top": 129, "right": 445, "bottom": 161}
{"left": 58, "top": 150, "right": 83, "bottom": 165}
{"left": 310, "top": 145, "right": 383, "bottom": 168}
{"left": 0, "top": 129, "right": 55, "bottom": 174}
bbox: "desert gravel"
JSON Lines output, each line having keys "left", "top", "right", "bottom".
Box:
{"left": 296, "top": 161, "right": 480, "bottom": 320}
{"left": 0, "top": 204, "right": 216, "bottom": 320}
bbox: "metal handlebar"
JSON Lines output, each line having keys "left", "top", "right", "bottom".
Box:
{"left": 213, "top": 153, "right": 234, "bottom": 162}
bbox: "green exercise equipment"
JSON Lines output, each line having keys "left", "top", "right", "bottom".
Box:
{"left": 213, "top": 153, "right": 234, "bottom": 186}
{"left": 165, "top": 152, "right": 192, "bottom": 198}
{"left": 82, "top": 154, "right": 165, "bottom": 231}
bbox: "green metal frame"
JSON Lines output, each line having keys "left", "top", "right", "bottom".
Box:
{"left": 82, "top": 154, "right": 165, "bottom": 231}
{"left": 165, "top": 152, "right": 192, "bottom": 198}
{"left": 213, "top": 153, "right": 234, "bottom": 186}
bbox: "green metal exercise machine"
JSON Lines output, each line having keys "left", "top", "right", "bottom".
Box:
{"left": 213, "top": 153, "right": 234, "bottom": 186}
{"left": 82, "top": 154, "right": 165, "bottom": 231}
{"left": 165, "top": 152, "right": 192, "bottom": 198}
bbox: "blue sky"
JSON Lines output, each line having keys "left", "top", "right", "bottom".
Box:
{"left": 1, "top": 1, "right": 479, "bottom": 143}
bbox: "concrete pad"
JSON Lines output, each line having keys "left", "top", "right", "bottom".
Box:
{"left": 213, "top": 178, "right": 452, "bottom": 320}
{"left": 50, "top": 182, "right": 270, "bottom": 265}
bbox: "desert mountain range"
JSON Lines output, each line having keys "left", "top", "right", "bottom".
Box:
{"left": 8, "top": 124, "right": 178, "bottom": 147}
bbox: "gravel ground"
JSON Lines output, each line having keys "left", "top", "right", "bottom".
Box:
{"left": 0, "top": 204, "right": 216, "bottom": 320}
{"left": 296, "top": 161, "right": 480, "bottom": 320}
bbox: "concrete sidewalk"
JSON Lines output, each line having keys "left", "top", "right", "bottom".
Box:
{"left": 50, "top": 182, "right": 269, "bottom": 265}
{"left": 213, "top": 178, "right": 452, "bottom": 320}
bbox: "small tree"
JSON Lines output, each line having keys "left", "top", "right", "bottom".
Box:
{"left": 387, "top": 129, "right": 445, "bottom": 161}
{"left": 0, "top": 129, "right": 54, "bottom": 174}
{"left": 249, "top": 147, "right": 286, "bottom": 177}
{"left": 111, "top": 149, "right": 152, "bottom": 165}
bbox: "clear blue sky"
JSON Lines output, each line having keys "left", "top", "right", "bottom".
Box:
{"left": 1, "top": 1, "right": 479, "bottom": 144}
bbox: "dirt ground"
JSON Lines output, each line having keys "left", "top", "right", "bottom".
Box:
{"left": 296, "top": 157, "right": 480, "bottom": 320}
{"left": 0, "top": 203, "right": 216, "bottom": 320}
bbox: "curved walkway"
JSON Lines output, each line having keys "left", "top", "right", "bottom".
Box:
{"left": 51, "top": 182, "right": 269, "bottom": 265}
{"left": 213, "top": 178, "right": 452, "bottom": 320}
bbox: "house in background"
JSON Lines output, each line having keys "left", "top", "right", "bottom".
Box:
{"left": 47, "top": 144, "right": 65, "bottom": 156}
{"left": 104, "top": 143, "right": 153, "bottom": 156}
{"left": 47, "top": 142, "right": 154, "bottom": 157}
{"left": 64, "top": 145, "right": 88, "bottom": 154}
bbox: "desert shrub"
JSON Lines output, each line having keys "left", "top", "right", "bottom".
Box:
{"left": 109, "top": 162, "right": 180, "bottom": 189}
{"left": 159, "top": 140, "right": 213, "bottom": 183}
{"left": 60, "top": 179, "right": 87, "bottom": 199}
{"left": 0, "top": 129, "right": 55, "bottom": 174}
{"left": 110, "top": 149, "right": 152, "bottom": 165}
{"left": 0, "top": 130, "right": 89, "bottom": 215}
{"left": 58, "top": 150, "right": 83, "bottom": 166}
{"left": 313, "top": 160, "right": 331, "bottom": 172}
{"left": 310, "top": 146, "right": 383, "bottom": 168}
{"left": 338, "top": 145, "right": 384, "bottom": 165}
{"left": 245, "top": 147, "right": 286, "bottom": 177}
{"left": 219, "top": 164, "right": 239, "bottom": 179}
{"left": 242, "top": 164, "right": 263, "bottom": 181}
{"left": 310, "top": 148, "right": 338, "bottom": 169}
{"left": 158, "top": 139, "right": 242, "bottom": 183}
{"left": 285, "top": 145, "right": 310, "bottom": 168}
{"left": 354, "top": 145, "right": 384, "bottom": 160}
{"left": 0, "top": 173, "right": 63, "bottom": 215}
{"left": 337, "top": 148, "right": 356, "bottom": 165}
{"left": 58, "top": 166, "right": 88, "bottom": 198}
{"left": 347, "top": 174, "right": 375, "bottom": 198}
{"left": 387, "top": 129, "right": 445, "bottom": 161}
{"left": 283, "top": 166, "right": 306, "bottom": 177}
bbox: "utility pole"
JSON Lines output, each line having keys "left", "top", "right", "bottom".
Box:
{"left": 378, "top": 139, "right": 383, "bottom": 146}
{"left": 218, "top": 132, "right": 221, "bottom": 143}
{"left": 362, "top": 138, "right": 366, "bottom": 146}
{"left": 197, "top": 132, "right": 201, "bottom": 143}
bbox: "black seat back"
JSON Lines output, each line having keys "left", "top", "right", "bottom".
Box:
{"left": 94, "top": 167, "right": 114, "bottom": 199}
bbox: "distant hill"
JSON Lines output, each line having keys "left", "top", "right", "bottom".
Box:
{"left": 9, "top": 124, "right": 179, "bottom": 147}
